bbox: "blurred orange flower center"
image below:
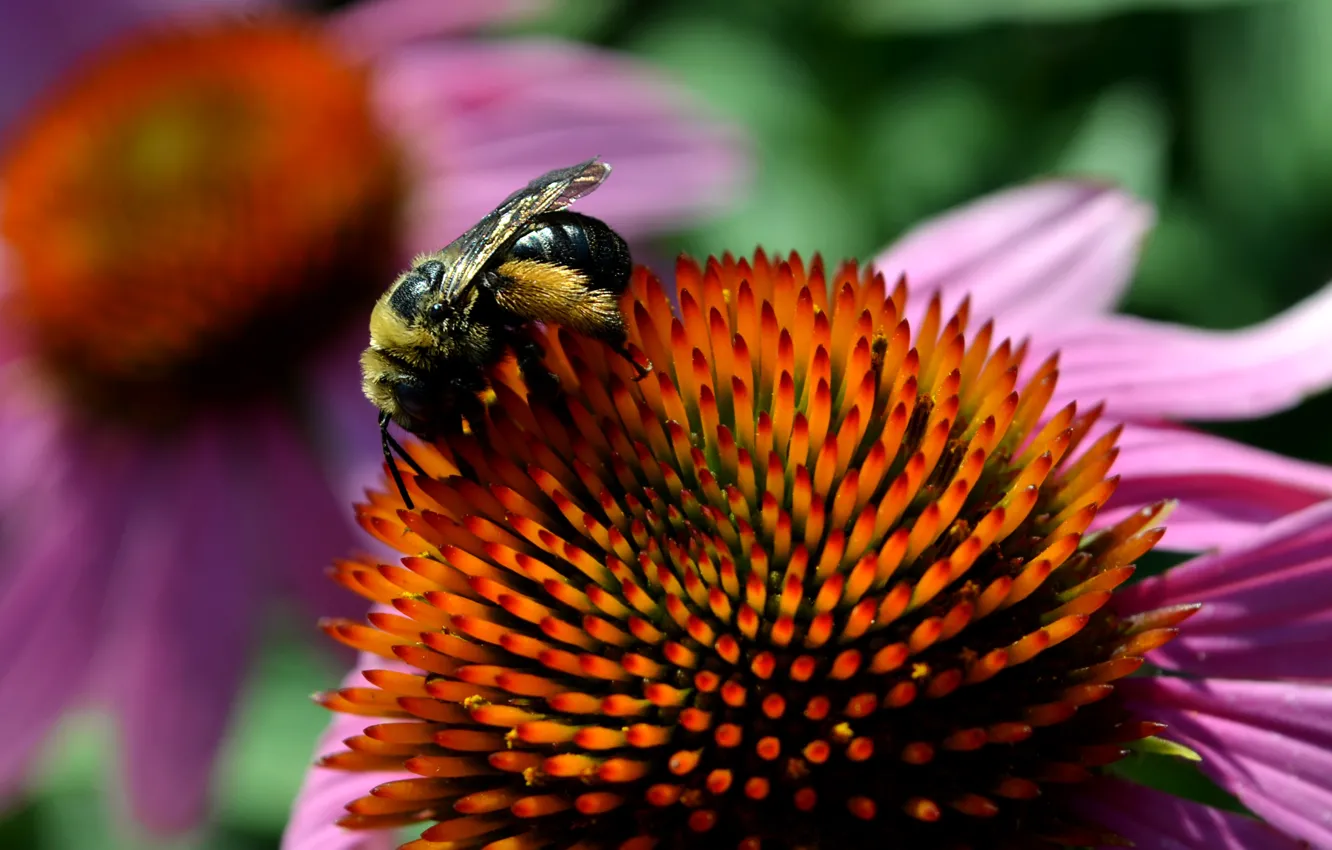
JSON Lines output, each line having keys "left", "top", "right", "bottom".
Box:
{"left": 0, "top": 19, "right": 400, "bottom": 423}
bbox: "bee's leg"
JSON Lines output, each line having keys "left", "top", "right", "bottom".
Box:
{"left": 514, "top": 334, "right": 562, "bottom": 404}
{"left": 604, "top": 328, "right": 652, "bottom": 381}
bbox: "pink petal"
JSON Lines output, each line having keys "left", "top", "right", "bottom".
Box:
{"left": 97, "top": 420, "right": 261, "bottom": 832}
{"left": 298, "top": 331, "right": 391, "bottom": 530}
{"left": 1097, "top": 502, "right": 1311, "bottom": 554}
{"left": 369, "top": 40, "right": 745, "bottom": 253}
{"left": 873, "top": 181, "right": 1151, "bottom": 340}
{"left": 1045, "top": 279, "right": 1332, "bottom": 420}
{"left": 131, "top": 0, "right": 280, "bottom": 14}
{"left": 0, "top": 252, "right": 22, "bottom": 366}
{"left": 1099, "top": 422, "right": 1332, "bottom": 552}
{"left": 0, "top": 0, "right": 280, "bottom": 130}
{"left": 1116, "top": 500, "right": 1332, "bottom": 680}
{"left": 1122, "top": 677, "right": 1332, "bottom": 848}
{"left": 282, "top": 652, "right": 413, "bottom": 850}
{"left": 0, "top": 411, "right": 141, "bottom": 798}
{"left": 326, "top": 0, "right": 543, "bottom": 62}
{"left": 247, "top": 407, "right": 363, "bottom": 624}
{"left": 0, "top": 0, "right": 149, "bottom": 130}
{"left": 1119, "top": 499, "right": 1332, "bottom": 607}
{"left": 0, "top": 369, "right": 64, "bottom": 512}
{"left": 1073, "top": 777, "right": 1304, "bottom": 849}
{"left": 1125, "top": 677, "right": 1332, "bottom": 752}
{"left": 1140, "top": 617, "right": 1332, "bottom": 680}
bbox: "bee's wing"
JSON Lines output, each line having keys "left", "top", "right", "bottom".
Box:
{"left": 439, "top": 158, "right": 612, "bottom": 301}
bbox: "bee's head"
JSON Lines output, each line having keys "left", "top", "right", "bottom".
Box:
{"left": 386, "top": 257, "right": 454, "bottom": 328}
{"left": 368, "top": 257, "right": 467, "bottom": 363}
{"left": 359, "top": 346, "right": 440, "bottom": 433}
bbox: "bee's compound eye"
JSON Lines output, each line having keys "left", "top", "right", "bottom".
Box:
{"left": 427, "top": 302, "right": 448, "bottom": 324}
{"left": 394, "top": 379, "right": 433, "bottom": 422}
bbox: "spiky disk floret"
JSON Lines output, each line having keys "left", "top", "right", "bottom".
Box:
{"left": 320, "top": 251, "right": 1194, "bottom": 850}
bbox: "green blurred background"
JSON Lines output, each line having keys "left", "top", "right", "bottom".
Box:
{"left": 5, "top": 0, "right": 1331, "bottom": 846}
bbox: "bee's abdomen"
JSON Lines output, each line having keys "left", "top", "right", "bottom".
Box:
{"left": 509, "top": 211, "right": 631, "bottom": 293}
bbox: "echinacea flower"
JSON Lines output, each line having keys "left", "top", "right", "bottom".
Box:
{"left": 284, "top": 251, "right": 1323, "bottom": 849}
{"left": 0, "top": 1, "right": 741, "bottom": 832}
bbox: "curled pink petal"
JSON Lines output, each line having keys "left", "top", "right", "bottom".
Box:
{"left": 1046, "top": 279, "right": 1332, "bottom": 420}
{"left": 1097, "top": 501, "right": 1316, "bottom": 554}
{"left": 874, "top": 181, "right": 1151, "bottom": 339}
{"left": 1116, "top": 500, "right": 1332, "bottom": 679}
{"left": 1125, "top": 677, "right": 1332, "bottom": 750}
{"left": 1100, "top": 422, "right": 1332, "bottom": 552}
{"left": 1119, "top": 499, "right": 1332, "bottom": 608}
{"left": 1140, "top": 617, "right": 1332, "bottom": 680}
{"left": 1121, "top": 678, "right": 1332, "bottom": 849}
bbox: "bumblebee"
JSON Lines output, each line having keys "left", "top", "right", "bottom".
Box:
{"left": 361, "top": 158, "right": 645, "bottom": 507}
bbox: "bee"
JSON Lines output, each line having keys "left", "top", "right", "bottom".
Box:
{"left": 361, "top": 158, "right": 647, "bottom": 508}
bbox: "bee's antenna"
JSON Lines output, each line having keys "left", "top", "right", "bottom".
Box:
{"left": 379, "top": 411, "right": 425, "bottom": 510}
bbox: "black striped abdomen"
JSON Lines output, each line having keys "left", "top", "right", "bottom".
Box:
{"left": 508, "top": 211, "right": 632, "bottom": 294}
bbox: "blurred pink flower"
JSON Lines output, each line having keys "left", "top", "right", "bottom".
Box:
{"left": 0, "top": 0, "right": 742, "bottom": 833}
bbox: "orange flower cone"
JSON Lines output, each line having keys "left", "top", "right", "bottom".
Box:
{"left": 310, "top": 251, "right": 1196, "bottom": 849}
